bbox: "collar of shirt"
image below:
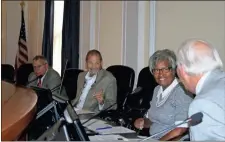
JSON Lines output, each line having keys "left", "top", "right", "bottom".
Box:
{"left": 85, "top": 71, "right": 97, "bottom": 81}
{"left": 157, "top": 78, "right": 179, "bottom": 99}
{"left": 195, "top": 71, "right": 212, "bottom": 95}
{"left": 38, "top": 69, "right": 48, "bottom": 83}
{"left": 76, "top": 72, "right": 97, "bottom": 109}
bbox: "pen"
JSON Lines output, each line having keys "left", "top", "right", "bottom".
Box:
{"left": 96, "top": 126, "right": 112, "bottom": 131}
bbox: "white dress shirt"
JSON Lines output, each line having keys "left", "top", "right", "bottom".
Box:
{"left": 76, "top": 72, "right": 105, "bottom": 110}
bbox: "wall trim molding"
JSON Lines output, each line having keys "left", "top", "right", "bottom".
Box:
{"left": 97, "top": 1, "right": 100, "bottom": 51}
{"left": 121, "top": 1, "right": 127, "bottom": 65}
{"left": 137, "top": 1, "right": 146, "bottom": 81}
{"left": 149, "top": 1, "right": 156, "bottom": 57}
{"left": 89, "top": 1, "right": 97, "bottom": 50}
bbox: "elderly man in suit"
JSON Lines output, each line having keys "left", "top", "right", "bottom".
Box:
{"left": 176, "top": 39, "right": 225, "bottom": 141}
{"left": 27, "top": 55, "right": 67, "bottom": 98}
{"left": 71, "top": 49, "right": 117, "bottom": 113}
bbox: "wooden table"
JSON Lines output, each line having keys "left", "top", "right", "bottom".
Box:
{"left": 1, "top": 81, "right": 37, "bottom": 141}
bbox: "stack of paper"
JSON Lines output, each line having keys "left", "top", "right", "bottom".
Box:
{"left": 89, "top": 135, "right": 128, "bottom": 141}
{"left": 96, "top": 126, "right": 135, "bottom": 135}
{"left": 82, "top": 119, "right": 112, "bottom": 130}
{"left": 74, "top": 108, "right": 95, "bottom": 115}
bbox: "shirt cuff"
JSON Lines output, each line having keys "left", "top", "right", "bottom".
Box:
{"left": 175, "top": 121, "right": 188, "bottom": 128}
{"left": 98, "top": 103, "right": 104, "bottom": 110}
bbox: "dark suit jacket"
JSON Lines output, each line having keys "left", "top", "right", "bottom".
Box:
{"left": 71, "top": 69, "right": 117, "bottom": 112}
{"left": 27, "top": 68, "right": 67, "bottom": 98}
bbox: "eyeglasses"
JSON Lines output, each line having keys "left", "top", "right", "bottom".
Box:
{"left": 33, "top": 64, "right": 46, "bottom": 70}
{"left": 152, "top": 67, "right": 172, "bottom": 74}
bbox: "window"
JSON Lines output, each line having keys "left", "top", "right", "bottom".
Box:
{"left": 53, "top": 1, "right": 64, "bottom": 76}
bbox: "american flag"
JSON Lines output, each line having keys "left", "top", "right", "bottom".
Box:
{"left": 15, "top": 8, "right": 28, "bottom": 70}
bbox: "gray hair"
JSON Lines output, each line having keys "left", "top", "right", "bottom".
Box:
{"left": 177, "top": 38, "right": 223, "bottom": 75}
{"left": 149, "top": 49, "right": 177, "bottom": 74}
{"left": 33, "top": 55, "right": 48, "bottom": 64}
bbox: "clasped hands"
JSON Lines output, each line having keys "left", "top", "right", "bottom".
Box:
{"left": 93, "top": 89, "right": 104, "bottom": 105}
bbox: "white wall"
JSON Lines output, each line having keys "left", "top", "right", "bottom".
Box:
{"left": 79, "top": 1, "right": 151, "bottom": 85}
{"left": 155, "top": 1, "right": 225, "bottom": 70}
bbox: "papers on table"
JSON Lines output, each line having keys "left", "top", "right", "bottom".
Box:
{"left": 96, "top": 126, "right": 135, "bottom": 135}
{"left": 89, "top": 134, "right": 129, "bottom": 141}
{"left": 74, "top": 108, "right": 95, "bottom": 115}
{"left": 81, "top": 119, "right": 135, "bottom": 135}
{"left": 81, "top": 119, "right": 112, "bottom": 129}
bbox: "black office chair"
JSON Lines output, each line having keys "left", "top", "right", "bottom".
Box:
{"left": 106, "top": 65, "right": 135, "bottom": 110}
{"left": 127, "top": 66, "right": 158, "bottom": 110}
{"left": 1, "top": 64, "right": 15, "bottom": 83}
{"left": 125, "top": 66, "right": 158, "bottom": 131}
{"left": 100, "top": 65, "right": 135, "bottom": 127}
{"left": 63, "top": 68, "right": 84, "bottom": 101}
{"left": 16, "top": 63, "right": 33, "bottom": 86}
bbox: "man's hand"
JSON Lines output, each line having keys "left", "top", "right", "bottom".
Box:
{"left": 93, "top": 89, "right": 104, "bottom": 105}
{"left": 134, "top": 118, "right": 145, "bottom": 130}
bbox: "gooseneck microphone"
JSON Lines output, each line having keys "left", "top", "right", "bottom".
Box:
{"left": 140, "top": 112, "right": 203, "bottom": 142}
{"left": 130, "top": 87, "right": 143, "bottom": 95}
{"left": 81, "top": 102, "right": 117, "bottom": 125}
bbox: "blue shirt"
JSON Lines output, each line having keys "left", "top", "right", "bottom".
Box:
{"left": 189, "top": 69, "right": 225, "bottom": 141}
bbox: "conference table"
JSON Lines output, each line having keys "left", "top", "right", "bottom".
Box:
{"left": 1, "top": 81, "right": 37, "bottom": 141}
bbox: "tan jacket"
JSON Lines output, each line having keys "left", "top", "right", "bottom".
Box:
{"left": 72, "top": 69, "right": 117, "bottom": 112}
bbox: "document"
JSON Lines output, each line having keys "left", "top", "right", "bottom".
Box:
{"left": 96, "top": 126, "right": 135, "bottom": 135}
{"left": 74, "top": 108, "right": 95, "bottom": 115}
{"left": 89, "top": 135, "right": 128, "bottom": 141}
{"left": 81, "top": 119, "right": 112, "bottom": 130}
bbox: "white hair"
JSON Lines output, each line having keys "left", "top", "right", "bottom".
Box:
{"left": 177, "top": 38, "right": 223, "bottom": 75}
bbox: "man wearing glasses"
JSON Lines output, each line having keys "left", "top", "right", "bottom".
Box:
{"left": 27, "top": 55, "right": 67, "bottom": 98}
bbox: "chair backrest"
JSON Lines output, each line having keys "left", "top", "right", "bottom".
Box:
{"left": 1, "top": 64, "right": 15, "bottom": 82}
{"left": 16, "top": 63, "right": 34, "bottom": 86}
{"left": 106, "top": 65, "right": 135, "bottom": 109}
{"left": 63, "top": 68, "right": 84, "bottom": 100}
{"left": 127, "top": 66, "right": 158, "bottom": 110}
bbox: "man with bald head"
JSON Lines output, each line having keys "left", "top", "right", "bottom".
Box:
{"left": 176, "top": 39, "right": 225, "bottom": 140}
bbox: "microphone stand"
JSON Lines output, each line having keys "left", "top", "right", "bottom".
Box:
{"left": 139, "top": 119, "right": 190, "bottom": 142}
{"left": 122, "top": 92, "right": 130, "bottom": 111}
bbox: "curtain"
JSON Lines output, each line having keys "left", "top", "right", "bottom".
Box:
{"left": 61, "top": 0, "right": 80, "bottom": 73}
{"left": 42, "top": 0, "right": 54, "bottom": 66}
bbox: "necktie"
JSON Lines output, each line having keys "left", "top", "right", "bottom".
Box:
{"left": 37, "top": 79, "right": 42, "bottom": 87}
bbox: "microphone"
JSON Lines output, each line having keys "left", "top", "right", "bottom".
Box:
{"left": 186, "top": 112, "right": 203, "bottom": 126}
{"left": 59, "top": 59, "right": 68, "bottom": 94}
{"left": 130, "top": 87, "right": 143, "bottom": 95}
{"left": 81, "top": 102, "right": 117, "bottom": 125}
{"left": 49, "top": 59, "right": 69, "bottom": 103}
{"left": 26, "top": 75, "right": 43, "bottom": 86}
{"left": 139, "top": 112, "right": 203, "bottom": 142}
